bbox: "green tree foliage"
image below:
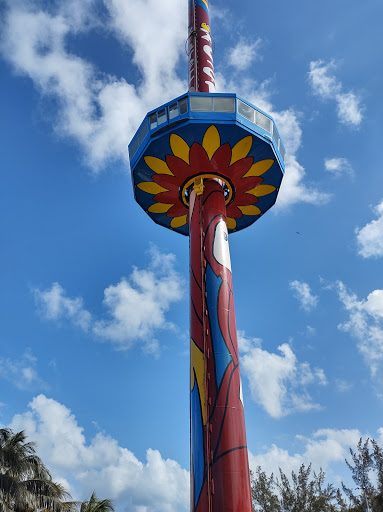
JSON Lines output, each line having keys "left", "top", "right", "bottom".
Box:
{"left": 342, "top": 438, "right": 383, "bottom": 512}
{"left": 251, "top": 463, "right": 346, "bottom": 512}
{"left": 79, "top": 492, "right": 114, "bottom": 512}
{"left": 251, "top": 467, "right": 281, "bottom": 512}
{"left": 0, "top": 428, "right": 71, "bottom": 512}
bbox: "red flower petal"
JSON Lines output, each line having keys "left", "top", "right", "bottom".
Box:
{"left": 234, "top": 192, "right": 260, "bottom": 206}
{"left": 228, "top": 157, "right": 254, "bottom": 182}
{"left": 167, "top": 203, "right": 188, "bottom": 218}
{"left": 153, "top": 191, "right": 181, "bottom": 203}
{"left": 235, "top": 176, "right": 264, "bottom": 193}
{"left": 166, "top": 155, "right": 191, "bottom": 182}
{"left": 226, "top": 204, "right": 243, "bottom": 219}
{"left": 210, "top": 143, "right": 232, "bottom": 170}
{"left": 152, "top": 174, "right": 179, "bottom": 191}
{"left": 189, "top": 142, "right": 210, "bottom": 171}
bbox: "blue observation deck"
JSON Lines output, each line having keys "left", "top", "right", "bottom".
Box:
{"left": 129, "top": 92, "right": 285, "bottom": 236}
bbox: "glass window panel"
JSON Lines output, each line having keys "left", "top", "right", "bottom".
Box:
{"left": 129, "top": 137, "right": 139, "bottom": 159}
{"left": 255, "top": 111, "right": 272, "bottom": 132}
{"left": 149, "top": 113, "right": 157, "bottom": 130}
{"left": 279, "top": 145, "right": 286, "bottom": 163}
{"left": 169, "top": 102, "right": 179, "bottom": 120}
{"left": 137, "top": 119, "right": 149, "bottom": 144}
{"left": 272, "top": 123, "right": 280, "bottom": 149}
{"left": 157, "top": 107, "right": 167, "bottom": 125}
{"left": 237, "top": 100, "right": 255, "bottom": 123}
{"left": 190, "top": 96, "right": 213, "bottom": 112}
{"left": 214, "top": 97, "right": 235, "bottom": 113}
{"left": 179, "top": 97, "right": 188, "bottom": 115}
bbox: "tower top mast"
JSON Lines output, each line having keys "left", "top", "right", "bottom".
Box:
{"left": 188, "top": 0, "right": 215, "bottom": 92}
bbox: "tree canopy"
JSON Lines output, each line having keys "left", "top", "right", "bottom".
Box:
{"left": 251, "top": 437, "right": 383, "bottom": 512}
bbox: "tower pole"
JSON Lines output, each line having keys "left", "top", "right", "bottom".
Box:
{"left": 188, "top": 3, "right": 253, "bottom": 511}
{"left": 188, "top": 0, "right": 215, "bottom": 92}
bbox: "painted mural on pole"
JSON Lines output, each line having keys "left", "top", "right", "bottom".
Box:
{"left": 190, "top": 180, "right": 253, "bottom": 511}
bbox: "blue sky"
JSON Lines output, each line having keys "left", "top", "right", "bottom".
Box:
{"left": 1, "top": 0, "right": 383, "bottom": 510}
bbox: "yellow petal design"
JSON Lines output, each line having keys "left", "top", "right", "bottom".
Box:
{"left": 238, "top": 205, "right": 261, "bottom": 216}
{"left": 230, "top": 136, "right": 253, "bottom": 165}
{"left": 171, "top": 215, "right": 188, "bottom": 228}
{"left": 137, "top": 182, "right": 168, "bottom": 195}
{"left": 202, "top": 125, "right": 221, "bottom": 160}
{"left": 148, "top": 203, "right": 173, "bottom": 213}
{"left": 144, "top": 156, "right": 174, "bottom": 175}
{"left": 226, "top": 217, "right": 237, "bottom": 230}
{"left": 246, "top": 184, "right": 276, "bottom": 197}
{"left": 191, "top": 338, "right": 206, "bottom": 425}
{"left": 170, "top": 134, "right": 190, "bottom": 164}
{"left": 243, "top": 159, "right": 274, "bottom": 177}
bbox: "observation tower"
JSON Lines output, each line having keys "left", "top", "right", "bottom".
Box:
{"left": 128, "top": 1, "right": 285, "bottom": 510}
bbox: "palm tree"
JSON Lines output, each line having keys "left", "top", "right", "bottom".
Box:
{"left": 79, "top": 492, "right": 114, "bottom": 512}
{"left": 0, "top": 427, "right": 71, "bottom": 511}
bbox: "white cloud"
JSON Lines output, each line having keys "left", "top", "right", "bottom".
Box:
{"left": 239, "top": 334, "right": 326, "bottom": 418}
{"left": 0, "top": 349, "right": 46, "bottom": 391}
{"left": 324, "top": 157, "right": 354, "bottom": 178}
{"left": 93, "top": 246, "right": 184, "bottom": 353}
{"left": 8, "top": 394, "right": 189, "bottom": 512}
{"left": 289, "top": 280, "right": 318, "bottom": 312}
{"left": 356, "top": 199, "right": 383, "bottom": 258}
{"left": 34, "top": 282, "right": 92, "bottom": 331}
{"left": 34, "top": 246, "right": 184, "bottom": 354}
{"left": 0, "top": 0, "right": 186, "bottom": 170}
{"left": 308, "top": 60, "right": 364, "bottom": 127}
{"left": 227, "top": 38, "right": 262, "bottom": 71}
{"left": 248, "top": 427, "right": 367, "bottom": 482}
{"left": 335, "top": 281, "right": 383, "bottom": 384}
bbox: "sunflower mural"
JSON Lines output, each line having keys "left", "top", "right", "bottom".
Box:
{"left": 133, "top": 124, "right": 283, "bottom": 235}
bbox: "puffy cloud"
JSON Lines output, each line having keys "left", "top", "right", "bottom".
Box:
{"left": 0, "top": 0, "right": 186, "bottom": 170}
{"left": 8, "top": 394, "right": 189, "bottom": 512}
{"left": 34, "top": 246, "right": 184, "bottom": 354}
{"left": 335, "top": 282, "right": 383, "bottom": 384}
{"left": 0, "top": 349, "right": 46, "bottom": 391}
{"left": 356, "top": 199, "right": 383, "bottom": 258}
{"left": 239, "top": 334, "right": 327, "bottom": 418}
{"left": 248, "top": 427, "right": 366, "bottom": 481}
{"left": 227, "top": 38, "right": 262, "bottom": 71}
{"left": 93, "top": 246, "right": 184, "bottom": 353}
{"left": 308, "top": 60, "right": 364, "bottom": 127}
{"left": 34, "top": 282, "right": 92, "bottom": 331}
{"left": 289, "top": 280, "right": 318, "bottom": 312}
{"left": 324, "top": 157, "right": 354, "bottom": 178}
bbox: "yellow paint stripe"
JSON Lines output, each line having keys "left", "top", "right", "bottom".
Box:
{"left": 148, "top": 203, "right": 173, "bottom": 213}
{"left": 243, "top": 159, "right": 274, "bottom": 177}
{"left": 226, "top": 217, "right": 237, "bottom": 230}
{"left": 171, "top": 215, "right": 188, "bottom": 229}
{"left": 202, "top": 125, "right": 220, "bottom": 160}
{"left": 230, "top": 136, "right": 253, "bottom": 165}
{"left": 144, "top": 156, "right": 174, "bottom": 175}
{"left": 137, "top": 182, "right": 168, "bottom": 195}
{"left": 170, "top": 134, "right": 190, "bottom": 164}
{"left": 246, "top": 184, "right": 276, "bottom": 197}
{"left": 191, "top": 339, "right": 206, "bottom": 425}
{"left": 238, "top": 205, "right": 261, "bottom": 216}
